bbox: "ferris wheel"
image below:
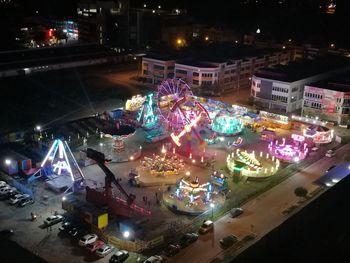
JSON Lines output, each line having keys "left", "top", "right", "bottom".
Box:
{"left": 157, "top": 79, "right": 211, "bottom": 146}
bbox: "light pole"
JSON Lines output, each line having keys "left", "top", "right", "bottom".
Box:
{"left": 210, "top": 203, "right": 215, "bottom": 219}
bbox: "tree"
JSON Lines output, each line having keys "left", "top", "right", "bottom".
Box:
{"left": 294, "top": 187, "right": 308, "bottom": 199}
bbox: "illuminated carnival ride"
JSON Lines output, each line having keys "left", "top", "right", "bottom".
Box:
{"left": 40, "top": 139, "right": 85, "bottom": 192}
{"left": 211, "top": 110, "right": 244, "bottom": 136}
{"left": 157, "top": 79, "right": 212, "bottom": 159}
{"left": 268, "top": 134, "right": 308, "bottom": 162}
{"left": 303, "top": 125, "right": 333, "bottom": 144}
{"left": 137, "top": 93, "right": 159, "bottom": 130}
{"left": 163, "top": 176, "right": 225, "bottom": 215}
{"left": 125, "top": 94, "right": 146, "bottom": 112}
{"left": 140, "top": 145, "right": 185, "bottom": 176}
{"left": 227, "top": 148, "right": 280, "bottom": 179}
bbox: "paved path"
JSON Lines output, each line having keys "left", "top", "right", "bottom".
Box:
{"left": 168, "top": 143, "right": 350, "bottom": 263}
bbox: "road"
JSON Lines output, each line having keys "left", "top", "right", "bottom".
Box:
{"left": 168, "top": 143, "right": 350, "bottom": 263}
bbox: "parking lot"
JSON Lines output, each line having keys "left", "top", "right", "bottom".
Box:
{"left": 0, "top": 177, "right": 145, "bottom": 263}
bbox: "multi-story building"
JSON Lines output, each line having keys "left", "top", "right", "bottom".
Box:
{"left": 251, "top": 57, "right": 350, "bottom": 113}
{"left": 141, "top": 45, "right": 294, "bottom": 93}
{"left": 77, "top": 0, "right": 129, "bottom": 45}
{"left": 303, "top": 74, "right": 350, "bottom": 125}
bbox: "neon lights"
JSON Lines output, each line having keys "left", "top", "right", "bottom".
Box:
{"left": 268, "top": 136, "right": 308, "bottom": 162}
{"left": 227, "top": 149, "right": 280, "bottom": 178}
{"left": 41, "top": 139, "right": 84, "bottom": 182}
{"left": 211, "top": 112, "right": 244, "bottom": 136}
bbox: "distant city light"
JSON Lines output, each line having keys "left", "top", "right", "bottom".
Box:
{"left": 205, "top": 36, "right": 209, "bottom": 41}
{"left": 158, "top": 5, "right": 161, "bottom": 9}
{"left": 152, "top": 9, "right": 155, "bottom": 13}
{"left": 176, "top": 38, "right": 183, "bottom": 45}
{"left": 143, "top": 4, "right": 147, "bottom": 8}
{"left": 282, "top": 46, "right": 286, "bottom": 49}
{"left": 36, "top": 125, "right": 41, "bottom": 131}
{"left": 256, "top": 28, "right": 261, "bottom": 34}
{"left": 330, "top": 43, "right": 335, "bottom": 48}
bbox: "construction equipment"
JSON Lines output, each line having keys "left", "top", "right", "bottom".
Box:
{"left": 85, "top": 148, "right": 149, "bottom": 218}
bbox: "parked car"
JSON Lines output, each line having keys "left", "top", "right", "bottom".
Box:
{"left": 0, "top": 229, "right": 14, "bottom": 238}
{"left": 220, "top": 234, "right": 238, "bottom": 248}
{"left": 326, "top": 165, "right": 336, "bottom": 173}
{"left": 199, "top": 220, "right": 214, "bottom": 234}
{"left": 79, "top": 234, "right": 98, "bottom": 246}
{"left": 229, "top": 207, "right": 243, "bottom": 218}
{"left": 17, "top": 196, "right": 34, "bottom": 207}
{"left": 179, "top": 232, "right": 199, "bottom": 248}
{"left": 59, "top": 221, "right": 74, "bottom": 233}
{"left": 68, "top": 226, "right": 86, "bottom": 237}
{"left": 9, "top": 194, "right": 29, "bottom": 205}
{"left": 0, "top": 186, "right": 15, "bottom": 194}
{"left": 0, "top": 181, "right": 7, "bottom": 187}
{"left": 0, "top": 189, "right": 19, "bottom": 200}
{"left": 95, "top": 244, "right": 114, "bottom": 257}
{"left": 86, "top": 240, "right": 105, "bottom": 253}
{"left": 44, "top": 215, "right": 64, "bottom": 225}
{"left": 143, "top": 255, "right": 163, "bottom": 263}
{"left": 325, "top": 150, "right": 336, "bottom": 157}
{"left": 109, "top": 250, "right": 129, "bottom": 263}
{"left": 311, "top": 147, "right": 319, "bottom": 152}
{"left": 163, "top": 244, "right": 181, "bottom": 257}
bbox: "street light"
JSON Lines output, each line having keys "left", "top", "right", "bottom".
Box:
{"left": 123, "top": 231, "right": 130, "bottom": 239}
{"left": 256, "top": 28, "right": 261, "bottom": 34}
{"left": 36, "top": 125, "right": 41, "bottom": 131}
{"left": 4, "top": 159, "right": 11, "bottom": 166}
{"left": 210, "top": 203, "right": 215, "bottom": 219}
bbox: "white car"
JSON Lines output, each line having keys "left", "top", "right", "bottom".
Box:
{"left": 79, "top": 234, "right": 98, "bottom": 246}
{"left": 0, "top": 186, "right": 16, "bottom": 194}
{"left": 325, "top": 150, "right": 336, "bottom": 157}
{"left": 44, "top": 215, "right": 64, "bottom": 225}
{"left": 95, "top": 244, "right": 114, "bottom": 257}
{"left": 0, "top": 181, "right": 7, "bottom": 187}
{"left": 143, "top": 255, "right": 163, "bottom": 263}
{"left": 9, "top": 194, "right": 29, "bottom": 205}
{"left": 199, "top": 220, "right": 214, "bottom": 234}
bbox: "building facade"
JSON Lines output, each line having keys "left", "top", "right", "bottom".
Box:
{"left": 303, "top": 79, "right": 350, "bottom": 125}
{"left": 141, "top": 48, "right": 294, "bottom": 93}
{"left": 251, "top": 58, "right": 350, "bottom": 113}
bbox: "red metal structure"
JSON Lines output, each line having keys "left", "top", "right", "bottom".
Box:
{"left": 85, "top": 148, "right": 150, "bottom": 218}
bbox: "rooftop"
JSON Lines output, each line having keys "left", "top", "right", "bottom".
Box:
{"left": 144, "top": 43, "right": 285, "bottom": 64}
{"left": 254, "top": 56, "right": 350, "bottom": 82}
{"left": 308, "top": 72, "right": 350, "bottom": 92}
{"left": 175, "top": 59, "right": 216, "bottom": 68}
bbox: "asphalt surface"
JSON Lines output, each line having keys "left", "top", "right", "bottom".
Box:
{"left": 167, "top": 143, "right": 350, "bottom": 263}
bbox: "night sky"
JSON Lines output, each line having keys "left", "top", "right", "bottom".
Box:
{"left": 1, "top": 0, "right": 350, "bottom": 48}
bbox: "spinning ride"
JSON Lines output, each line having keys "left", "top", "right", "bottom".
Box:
{"left": 268, "top": 134, "right": 308, "bottom": 162}
{"left": 211, "top": 111, "right": 244, "bottom": 136}
{"left": 157, "top": 79, "right": 211, "bottom": 155}
{"left": 227, "top": 149, "right": 280, "bottom": 179}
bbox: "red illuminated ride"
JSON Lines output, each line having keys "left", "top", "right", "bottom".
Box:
{"left": 157, "top": 79, "right": 211, "bottom": 149}
{"left": 85, "top": 148, "right": 150, "bottom": 218}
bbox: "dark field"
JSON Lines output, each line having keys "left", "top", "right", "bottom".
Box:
{"left": 0, "top": 62, "right": 145, "bottom": 134}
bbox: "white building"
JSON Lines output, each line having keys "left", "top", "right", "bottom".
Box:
{"left": 141, "top": 47, "right": 294, "bottom": 93}
{"left": 251, "top": 57, "right": 350, "bottom": 113}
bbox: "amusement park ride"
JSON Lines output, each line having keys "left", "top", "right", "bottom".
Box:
{"left": 157, "top": 79, "right": 211, "bottom": 154}
{"left": 85, "top": 148, "right": 150, "bottom": 218}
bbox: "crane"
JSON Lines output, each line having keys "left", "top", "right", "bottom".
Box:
{"left": 86, "top": 148, "right": 136, "bottom": 205}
